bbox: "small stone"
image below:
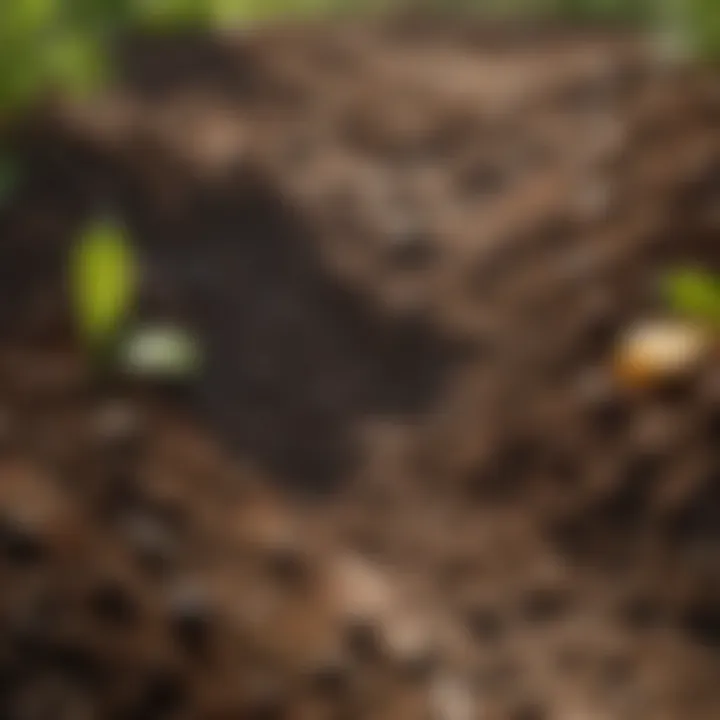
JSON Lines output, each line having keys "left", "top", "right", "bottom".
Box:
{"left": 430, "top": 674, "right": 474, "bottom": 720}
{"left": 331, "top": 553, "right": 396, "bottom": 623}
{"left": 191, "top": 117, "right": 245, "bottom": 176}
{"left": 242, "top": 507, "right": 311, "bottom": 588}
{"left": 331, "top": 554, "right": 437, "bottom": 671}
{"left": 384, "top": 609, "right": 437, "bottom": 677}
{"left": 119, "top": 324, "right": 202, "bottom": 382}
{"left": 614, "top": 319, "right": 712, "bottom": 389}
{"left": 0, "top": 463, "right": 72, "bottom": 564}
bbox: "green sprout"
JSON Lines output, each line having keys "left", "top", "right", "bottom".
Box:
{"left": 662, "top": 266, "right": 720, "bottom": 326}
{"left": 70, "top": 217, "right": 138, "bottom": 352}
{"left": 69, "top": 217, "right": 202, "bottom": 382}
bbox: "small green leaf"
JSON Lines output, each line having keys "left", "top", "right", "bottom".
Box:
{"left": 663, "top": 267, "right": 720, "bottom": 324}
{"left": 70, "top": 218, "right": 138, "bottom": 349}
{"left": 119, "top": 324, "right": 203, "bottom": 380}
{"left": 44, "top": 33, "right": 105, "bottom": 98}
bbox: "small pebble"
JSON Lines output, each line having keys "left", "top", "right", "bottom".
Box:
{"left": 385, "top": 609, "right": 437, "bottom": 676}
{"left": 614, "top": 319, "right": 712, "bottom": 389}
{"left": 119, "top": 324, "right": 202, "bottom": 381}
{"left": 430, "top": 674, "right": 474, "bottom": 720}
{"left": 331, "top": 553, "right": 396, "bottom": 623}
{"left": 331, "top": 554, "right": 437, "bottom": 670}
{"left": 0, "top": 464, "right": 71, "bottom": 565}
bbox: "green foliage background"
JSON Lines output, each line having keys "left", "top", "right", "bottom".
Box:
{"left": 0, "top": 0, "right": 717, "bottom": 118}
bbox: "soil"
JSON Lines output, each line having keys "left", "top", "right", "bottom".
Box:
{"left": 1, "top": 18, "right": 720, "bottom": 720}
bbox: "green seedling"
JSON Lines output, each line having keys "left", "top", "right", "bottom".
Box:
{"left": 0, "top": 4, "right": 105, "bottom": 115}
{"left": 662, "top": 267, "right": 720, "bottom": 327}
{"left": 118, "top": 324, "right": 203, "bottom": 381}
{"left": 70, "top": 217, "right": 138, "bottom": 353}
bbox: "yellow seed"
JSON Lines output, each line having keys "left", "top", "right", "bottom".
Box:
{"left": 614, "top": 319, "right": 712, "bottom": 388}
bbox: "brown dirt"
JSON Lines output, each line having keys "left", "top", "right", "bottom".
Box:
{"left": 1, "top": 19, "right": 720, "bottom": 720}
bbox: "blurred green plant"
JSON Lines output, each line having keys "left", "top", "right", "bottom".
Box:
{"left": 663, "top": 267, "right": 720, "bottom": 326}
{"left": 553, "top": 0, "right": 652, "bottom": 23}
{"left": 69, "top": 217, "right": 203, "bottom": 381}
{"left": 0, "top": 0, "right": 717, "bottom": 124}
{"left": 0, "top": 3, "right": 104, "bottom": 115}
{"left": 0, "top": 0, "right": 219, "bottom": 118}
{"left": 684, "top": 0, "right": 720, "bottom": 58}
{"left": 70, "top": 217, "right": 139, "bottom": 352}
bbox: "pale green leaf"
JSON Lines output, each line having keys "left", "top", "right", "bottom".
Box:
{"left": 663, "top": 267, "right": 720, "bottom": 325}
{"left": 119, "top": 324, "right": 203, "bottom": 380}
{"left": 70, "top": 218, "right": 138, "bottom": 348}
